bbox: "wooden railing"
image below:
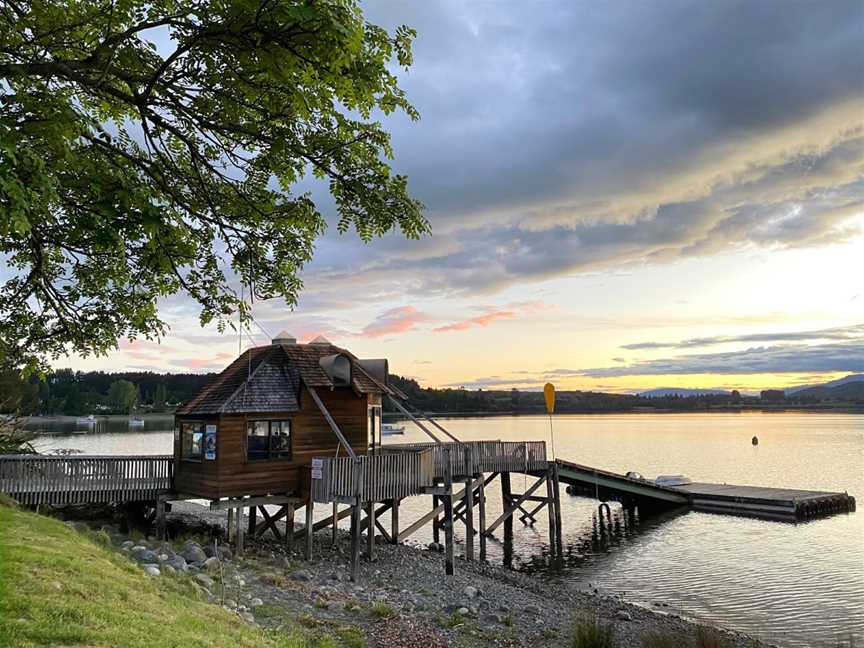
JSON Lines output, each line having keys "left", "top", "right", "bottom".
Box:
{"left": 311, "top": 449, "right": 436, "bottom": 504}
{"left": 0, "top": 455, "right": 174, "bottom": 506}
{"left": 378, "top": 440, "right": 548, "bottom": 479}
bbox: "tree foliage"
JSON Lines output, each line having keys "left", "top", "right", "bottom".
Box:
{"left": 0, "top": 0, "right": 426, "bottom": 372}
{"left": 107, "top": 379, "right": 139, "bottom": 414}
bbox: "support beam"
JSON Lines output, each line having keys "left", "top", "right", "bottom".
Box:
{"left": 545, "top": 468, "right": 558, "bottom": 562}
{"left": 255, "top": 505, "right": 284, "bottom": 540}
{"left": 247, "top": 505, "right": 257, "bottom": 536}
{"left": 235, "top": 505, "right": 245, "bottom": 555}
{"left": 388, "top": 397, "right": 442, "bottom": 443}
{"left": 391, "top": 498, "right": 400, "bottom": 544}
{"left": 552, "top": 463, "right": 564, "bottom": 565}
{"left": 293, "top": 504, "right": 353, "bottom": 540}
{"left": 500, "top": 472, "right": 513, "bottom": 553}
{"left": 432, "top": 494, "right": 440, "bottom": 545}
{"left": 397, "top": 478, "right": 479, "bottom": 543}
{"left": 350, "top": 502, "right": 361, "bottom": 582}
{"left": 305, "top": 499, "right": 314, "bottom": 560}
{"left": 443, "top": 447, "right": 455, "bottom": 576}
{"left": 155, "top": 496, "right": 167, "bottom": 541}
{"left": 332, "top": 502, "right": 339, "bottom": 546}
{"left": 464, "top": 479, "right": 474, "bottom": 561}
{"left": 366, "top": 501, "right": 376, "bottom": 561}
{"left": 227, "top": 508, "right": 234, "bottom": 543}
{"left": 308, "top": 386, "right": 357, "bottom": 459}
{"left": 478, "top": 474, "right": 487, "bottom": 561}
{"left": 285, "top": 502, "right": 294, "bottom": 551}
{"left": 487, "top": 473, "right": 548, "bottom": 536}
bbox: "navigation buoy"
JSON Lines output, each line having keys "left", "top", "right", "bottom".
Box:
{"left": 752, "top": 436, "right": 759, "bottom": 446}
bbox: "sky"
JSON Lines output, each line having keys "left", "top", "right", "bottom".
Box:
{"left": 73, "top": 1, "right": 864, "bottom": 394}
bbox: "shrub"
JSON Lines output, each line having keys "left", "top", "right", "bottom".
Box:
{"left": 570, "top": 615, "right": 615, "bottom": 648}
{"left": 369, "top": 601, "right": 396, "bottom": 619}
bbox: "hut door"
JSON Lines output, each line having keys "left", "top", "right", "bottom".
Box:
{"left": 368, "top": 405, "right": 382, "bottom": 452}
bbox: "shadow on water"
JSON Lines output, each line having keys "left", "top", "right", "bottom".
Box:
{"left": 513, "top": 501, "right": 689, "bottom": 577}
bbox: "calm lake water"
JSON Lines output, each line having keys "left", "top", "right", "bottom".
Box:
{"left": 29, "top": 412, "right": 863, "bottom": 647}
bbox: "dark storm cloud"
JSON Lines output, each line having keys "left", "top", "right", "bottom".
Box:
{"left": 622, "top": 324, "right": 864, "bottom": 350}
{"left": 297, "top": 1, "right": 864, "bottom": 301}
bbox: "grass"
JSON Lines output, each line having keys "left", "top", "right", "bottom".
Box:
{"left": 0, "top": 504, "right": 331, "bottom": 648}
{"left": 570, "top": 615, "right": 615, "bottom": 648}
{"left": 369, "top": 601, "right": 396, "bottom": 619}
{"left": 641, "top": 627, "right": 738, "bottom": 648}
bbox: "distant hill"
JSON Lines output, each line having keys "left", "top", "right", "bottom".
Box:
{"left": 786, "top": 374, "right": 864, "bottom": 394}
{"left": 639, "top": 388, "right": 730, "bottom": 398}
{"left": 792, "top": 378, "right": 864, "bottom": 401}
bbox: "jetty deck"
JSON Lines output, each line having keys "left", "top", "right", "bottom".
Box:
{"left": 556, "top": 459, "right": 855, "bottom": 521}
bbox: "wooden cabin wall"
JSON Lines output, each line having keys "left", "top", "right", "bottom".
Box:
{"left": 172, "top": 417, "right": 220, "bottom": 498}
{"left": 193, "top": 386, "right": 370, "bottom": 499}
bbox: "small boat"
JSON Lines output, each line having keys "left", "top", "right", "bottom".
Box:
{"left": 382, "top": 423, "right": 405, "bottom": 436}
{"left": 752, "top": 435, "right": 759, "bottom": 446}
{"left": 76, "top": 415, "right": 97, "bottom": 425}
{"left": 129, "top": 417, "right": 145, "bottom": 427}
{"left": 655, "top": 474, "right": 692, "bottom": 487}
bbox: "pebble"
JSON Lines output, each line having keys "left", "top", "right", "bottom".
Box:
{"left": 144, "top": 565, "right": 161, "bottom": 577}
{"left": 194, "top": 574, "right": 215, "bottom": 589}
{"left": 249, "top": 598, "right": 263, "bottom": 607}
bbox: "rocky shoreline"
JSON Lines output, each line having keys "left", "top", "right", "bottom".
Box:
{"left": 62, "top": 501, "right": 763, "bottom": 647}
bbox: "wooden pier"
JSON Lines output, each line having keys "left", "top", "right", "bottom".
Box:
{"left": 557, "top": 459, "right": 856, "bottom": 521}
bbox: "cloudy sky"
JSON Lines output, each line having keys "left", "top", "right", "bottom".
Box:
{"left": 80, "top": 1, "right": 864, "bottom": 393}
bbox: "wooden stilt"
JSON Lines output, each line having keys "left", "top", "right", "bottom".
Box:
{"left": 552, "top": 463, "right": 564, "bottom": 565}
{"left": 155, "top": 497, "right": 166, "bottom": 541}
{"left": 443, "top": 448, "right": 455, "bottom": 576}
{"left": 332, "top": 502, "right": 339, "bottom": 546}
{"left": 285, "top": 502, "right": 294, "bottom": 551}
{"left": 350, "top": 501, "right": 361, "bottom": 582}
{"left": 464, "top": 479, "right": 474, "bottom": 561}
{"left": 235, "top": 505, "right": 245, "bottom": 555}
{"left": 545, "top": 467, "right": 558, "bottom": 562}
{"left": 391, "top": 498, "right": 400, "bottom": 544}
{"left": 366, "top": 500, "right": 376, "bottom": 561}
{"left": 501, "top": 472, "right": 513, "bottom": 551}
{"left": 432, "top": 493, "right": 440, "bottom": 545}
{"left": 227, "top": 507, "right": 234, "bottom": 543}
{"left": 478, "top": 474, "right": 487, "bottom": 561}
{"left": 247, "top": 505, "right": 258, "bottom": 536}
{"left": 305, "top": 499, "right": 314, "bottom": 560}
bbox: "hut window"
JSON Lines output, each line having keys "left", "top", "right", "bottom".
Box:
{"left": 247, "top": 420, "right": 292, "bottom": 461}
{"left": 181, "top": 422, "right": 204, "bottom": 462}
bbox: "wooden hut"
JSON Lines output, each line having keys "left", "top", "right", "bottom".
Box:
{"left": 173, "top": 332, "right": 398, "bottom": 501}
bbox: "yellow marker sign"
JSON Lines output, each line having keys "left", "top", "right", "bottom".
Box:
{"left": 544, "top": 383, "right": 555, "bottom": 414}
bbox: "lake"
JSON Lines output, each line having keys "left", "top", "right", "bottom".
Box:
{"left": 28, "top": 412, "right": 863, "bottom": 647}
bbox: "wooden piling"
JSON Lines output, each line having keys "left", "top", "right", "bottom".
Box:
{"left": 227, "top": 507, "right": 234, "bottom": 543}
{"left": 350, "top": 501, "right": 361, "bottom": 582}
{"left": 247, "top": 505, "right": 258, "bottom": 537}
{"left": 545, "top": 467, "right": 557, "bottom": 562}
{"left": 366, "top": 500, "right": 376, "bottom": 561}
{"left": 285, "top": 502, "right": 295, "bottom": 551}
{"left": 235, "top": 504, "right": 245, "bottom": 555}
{"left": 464, "top": 478, "right": 474, "bottom": 561}
{"left": 443, "top": 448, "right": 455, "bottom": 575}
{"left": 478, "top": 474, "right": 487, "bottom": 561}
{"left": 501, "top": 472, "right": 513, "bottom": 548}
{"left": 305, "top": 498, "right": 314, "bottom": 560}
{"left": 155, "top": 496, "right": 166, "bottom": 541}
{"left": 432, "top": 493, "right": 441, "bottom": 545}
{"left": 552, "top": 463, "right": 563, "bottom": 564}
{"left": 331, "top": 502, "right": 339, "bottom": 546}
{"left": 391, "top": 498, "right": 400, "bottom": 544}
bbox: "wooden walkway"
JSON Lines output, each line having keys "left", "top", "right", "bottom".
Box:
{"left": 0, "top": 455, "right": 173, "bottom": 506}
{"left": 556, "top": 459, "right": 856, "bottom": 521}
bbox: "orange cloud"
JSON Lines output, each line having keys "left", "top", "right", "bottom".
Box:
{"left": 359, "top": 306, "right": 430, "bottom": 338}
{"left": 434, "top": 310, "right": 517, "bottom": 333}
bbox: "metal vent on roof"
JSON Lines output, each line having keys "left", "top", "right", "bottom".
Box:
{"left": 358, "top": 359, "right": 388, "bottom": 386}
{"left": 272, "top": 330, "right": 297, "bottom": 345}
{"left": 319, "top": 353, "right": 351, "bottom": 386}
{"left": 309, "top": 335, "right": 331, "bottom": 345}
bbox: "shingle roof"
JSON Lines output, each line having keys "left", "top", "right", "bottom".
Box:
{"left": 175, "top": 342, "right": 396, "bottom": 416}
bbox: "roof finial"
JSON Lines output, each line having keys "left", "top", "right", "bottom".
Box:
{"left": 272, "top": 330, "right": 297, "bottom": 345}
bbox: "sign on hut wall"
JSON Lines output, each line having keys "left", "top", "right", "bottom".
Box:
{"left": 311, "top": 458, "right": 323, "bottom": 480}
{"left": 205, "top": 424, "right": 217, "bottom": 460}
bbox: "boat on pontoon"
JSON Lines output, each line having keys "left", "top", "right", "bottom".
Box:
{"left": 382, "top": 423, "right": 405, "bottom": 436}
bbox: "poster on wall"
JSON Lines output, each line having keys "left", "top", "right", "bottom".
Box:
{"left": 205, "top": 424, "right": 217, "bottom": 460}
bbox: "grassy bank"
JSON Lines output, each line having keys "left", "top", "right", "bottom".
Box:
{"left": 0, "top": 502, "right": 328, "bottom": 648}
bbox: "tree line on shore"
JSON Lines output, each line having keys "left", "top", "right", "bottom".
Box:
{"left": 0, "top": 370, "right": 215, "bottom": 416}
{"left": 1, "top": 370, "right": 859, "bottom": 417}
